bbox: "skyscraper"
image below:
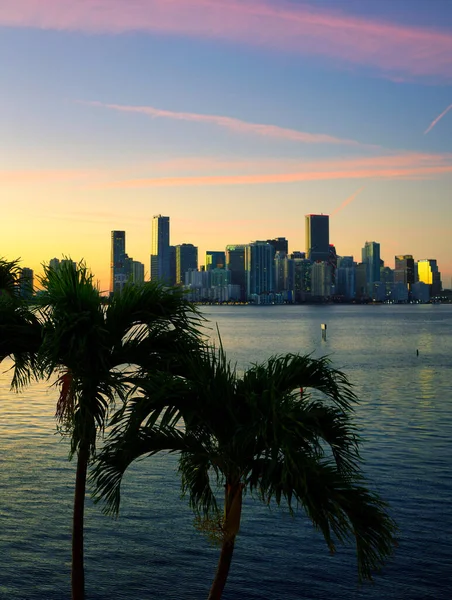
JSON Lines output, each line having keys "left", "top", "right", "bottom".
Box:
{"left": 305, "top": 215, "right": 329, "bottom": 262}
{"left": 245, "top": 241, "right": 275, "bottom": 298}
{"left": 19, "top": 267, "right": 34, "bottom": 299}
{"left": 417, "top": 259, "right": 442, "bottom": 297}
{"left": 176, "top": 244, "right": 198, "bottom": 284}
{"left": 394, "top": 255, "right": 415, "bottom": 289}
{"left": 110, "top": 230, "right": 127, "bottom": 294}
{"left": 361, "top": 241, "right": 381, "bottom": 290}
{"left": 226, "top": 244, "right": 247, "bottom": 301}
{"left": 150, "top": 215, "right": 170, "bottom": 283}
{"left": 266, "top": 237, "right": 288, "bottom": 255}
{"left": 206, "top": 251, "right": 226, "bottom": 270}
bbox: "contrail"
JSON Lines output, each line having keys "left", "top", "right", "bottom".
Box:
{"left": 424, "top": 103, "right": 452, "bottom": 134}
{"left": 331, "top": 186, "right": 365, "bottom": 216}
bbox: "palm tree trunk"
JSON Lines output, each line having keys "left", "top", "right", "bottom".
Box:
{"left": 72, "top": 440, "right": 89, "bottom": 600}
{"left": 207, "top": 482, "right": 243, "bottom": 600}
{"left": 208, "top": 538, "right": 236, "bottom": 600}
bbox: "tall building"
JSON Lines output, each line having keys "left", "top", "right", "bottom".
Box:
{"left": 130, "top": 260, "right": 145, "bottom": 285}
{"left": 169, "top": 245, "right": 176, "bottom": 286}
{"left": 245, "top": 241, "right": 275, "bottom": 298}
{"left": 311, "top": 262, "right": 332, "bottom": 298}
{"left": 355, "top": 263, "right": 368, "bottom": 300}
{"left": 394, "top": 255, "right": 415, "bottom": 289}
{"left": 50, "top": 258, "right": 77, "bottom": 272}
{"left": 305, "top": 215, "right": 329, "bottom": 262}
{"left": 19, "top": 267, "right": 34, "bottom": 299}
{"left": 206, "top": 251, "right": 226, "bottom": 270}
{"left": 176, "top": 244, "right": 198, "bottom": 284}
{"left": 290, "top": 253, "right": 310, "bottom": 302}
{"left": 336, "top": 256, "right": 355, "bottom": 300}
{"left": 266, "top": 237, "right": 288, "bottom": 255}
{"left": 226, "top": 244, "right": 247, "bottom": 301}
{"left": 110, "top": 231, "right": 127, "bottom": 294}
{"left": 417, "top": 259, "right": 442, "bottom": 297}
{"left": 150, "top": 215, "right": 170, "bottom": 283}
{"left": 361, "top": 241, "right": 381, "bottom": 291}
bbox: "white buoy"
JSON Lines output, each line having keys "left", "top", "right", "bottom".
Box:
{"left": 321, "top": 323, "right": 327, "bottom": 340}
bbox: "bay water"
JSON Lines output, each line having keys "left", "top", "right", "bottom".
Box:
{"left": 1, "top": 304, "right": 451, "bottom": 599}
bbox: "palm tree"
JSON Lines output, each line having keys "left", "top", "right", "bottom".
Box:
{"left": 0, "top": 258, "right": 42, "bottom": 388}
{"left": 93, "top": 343, "right": 397, "bottom": 600}
{"left": 0, "top": 259, "right": 203, "bottom": 600}
{"left": 0, "top": 257, "right": 21, "bottom": 297}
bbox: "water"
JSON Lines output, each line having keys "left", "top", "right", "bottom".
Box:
{"left": 1, "top": 304, "right": 452, "bottom": 599}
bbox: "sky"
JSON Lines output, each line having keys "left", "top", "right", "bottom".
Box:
{"left": 1, "top": 0, "right": 452, "bottom": 291}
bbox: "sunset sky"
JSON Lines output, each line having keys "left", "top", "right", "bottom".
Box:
{"left": 2, "top": 0, "right": 452, "bottom": 291}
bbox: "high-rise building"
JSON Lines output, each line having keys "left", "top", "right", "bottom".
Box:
{"left": 311, "top": 262, "right": 332, "bottom": 298}
{"left": 355, "top": 263, "right": 368, "bottom": 300}
{"left": 336, "top": 256, "right": 355, "bottom": 300}
{"left": 417, "top": 259, "right": 442, "bottom": 297}
{"left": 245, "top": 241, "right": 275, "bottom": 298}
{"left": 394, "top": 255, "right": 415, "bottom": 289}
{"left": 110, "top": 231, "right": 127, "bottom": 294}
{"left": 305, "top": 215, "right": 329, "bottom": 262}
{"left": 150, "top": 215, "right": 170, "bottom": 283}
{"left": 176, "top": 244, "right": 198, "bottom": 284}
{"left": 50, "top": 258, "right": 77, "bottom": 272}
{"left": 226, "top": 244, "right": 247, "bottom": 301}
{"left": 206, "top": 251, "right": 226, "bottom": 270}
{"left": 290, "top": 253, "right": 310, "bottom": 302}
{"left": 19, "top": 267, "right": 34, "bottom": 299}
{"left": 266, "top": 237, "right": 288, "bottom": 255}
{"left": 361, "top": 241, "right": 381, "bottom": 291}
{"left": 130, "top": 260, "right": 145, "bottom": 285}
{"left": 273, "top": 252, "right": 294, "bottom": 301}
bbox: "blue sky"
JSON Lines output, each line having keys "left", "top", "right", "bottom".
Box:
{"left": 1, "top": 0, "right": 451, "bottom": 289}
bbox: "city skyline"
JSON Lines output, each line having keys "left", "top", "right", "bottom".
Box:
{"left": 1, "top": 0, "right": 451, "bottom": 290}
{"left": 17, "top": 214, "right": 448, "bottom": 298}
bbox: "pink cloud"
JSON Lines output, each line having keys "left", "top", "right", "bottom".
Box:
{"left": 138, "top": 152, "right": 452, "bottom": 175}
{"left": 424, "top": 103, "right": 452, "bottom": 134}
{"left": 94, "top": 152, "right": 452, "bottom": 188}
{"left": 80, "top": 100, "right": 369, "bottom": 147}
{"left": 2, "top": 1, "right": 451, "bottom": 81}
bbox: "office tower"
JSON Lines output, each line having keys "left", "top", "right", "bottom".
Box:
{"left": 274, "top": 252, "right": 294, "bottom": 294}
{"left": 336, "top": 256, "right": 355, "bottom": 300}
{"left": 169, "top": 245, "right": 176, "bottom": 286}
{"left": 206, "top": 251, "right": 226, "bottom": 270}
{"left": 176, "top": 244, "right": 198, "bottom": 284}
{"left": 49, "top": 257, "right": 60, "bottom": 271}
{"left": 150, "top": 215, "right": 170, "bottom": 283}
{"left": 305, "top": 215, "right": 329, "bottom": 262}
{"left": 266, "top": 237, "right": 288, "bottom": 255}
{"left": 19, "top": 267, "right": 34, "bottom": 299}
{"left": 328, "top": 244, "right": 337, "bottom": 286}
{"left": 110, "top": 231, "right": 127, "bottom": 294}
{"left": 226, "top": 244, "right": 247, "bottom": 301}
{"left": 311, "top": 262, "right": 332, "bottom": 298}
{"left": 394, "top": 255, "right": 415, "bottom": 289}
{"left": 411, "top": 281, "right": 430, "bottom": 303}
{"left": 49, "top": 258, "right": 77, "bottom": 271}
{"left": 245, "top": 241, "right": 275, "bottom": 298}
{"left": 380, "top": 266, "right": 394, "bottom": 296}
{"left": 210, "top": 268, "right": 231, "bottom": 287}
{"left": 290, "top": 253, "right": 310, "bottom": 302}
{"left": 130, "top": 260, "right": 145, "bottom": 285}
{"left": 361, "top": 241, "right": 381, "bottom": 290}
{"left": 355, "top": 263, "right": 368, "bottom": 300}
{"left": 417, "top": 259, "right": 442, "bottom": 297}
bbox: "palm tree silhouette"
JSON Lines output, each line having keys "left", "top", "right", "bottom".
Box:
{"left": 94, "top": 342, "right": 396, "bottom": 599}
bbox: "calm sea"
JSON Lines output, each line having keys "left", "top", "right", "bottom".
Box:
{"left": 1, "top": 305, "right": 451, "bottom": 599}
